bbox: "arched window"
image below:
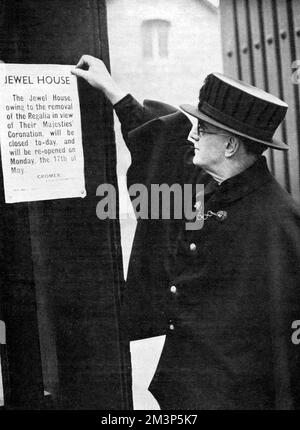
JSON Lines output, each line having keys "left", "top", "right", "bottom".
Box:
{"left": 142, "top": 19, "right": 171, "bottom": 59}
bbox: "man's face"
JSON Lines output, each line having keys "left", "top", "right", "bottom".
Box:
{"left": 188, "top": 120, "right": 229, "bottom": 169}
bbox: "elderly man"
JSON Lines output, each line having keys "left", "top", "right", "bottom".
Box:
{"left": 72, "top": 56, "right": 300, "bottom": 410}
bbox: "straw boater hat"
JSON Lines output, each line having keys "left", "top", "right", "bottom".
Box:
{"left": 180, "top": 73, "right": 288, "bottom": 150}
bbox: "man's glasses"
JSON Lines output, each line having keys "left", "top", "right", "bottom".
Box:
{"left": 197, "top": 123, "right": 231, "bottom": 138}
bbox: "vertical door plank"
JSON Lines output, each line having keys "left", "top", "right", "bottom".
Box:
{"left": 276, "top": 0, "right": 299, "bottom": 200}
{"left": 261, "top": 0, "right": 287, "bottom": 190}
{"left": 248, "top": 0, "right": 273, "bottom": 169}
{"left": 236, "top": 0, "right": 253, "bottom": 84}
{"left": 220, "top": 0, "right": 240, "bottom": 79}
{"left": 291, "top": 0, "right": 300, "bottom": 201}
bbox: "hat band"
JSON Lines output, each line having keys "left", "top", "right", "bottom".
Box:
{"left": 200, "top": 101, "right": 274, "bottom": 142}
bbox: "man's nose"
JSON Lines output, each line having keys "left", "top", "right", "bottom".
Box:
{"left": 188, "top": 128, "right": 200, "bottom": 142}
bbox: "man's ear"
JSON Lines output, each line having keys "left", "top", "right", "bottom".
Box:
{"left": 224, "top": 136, "right": 240, "bottom": 158}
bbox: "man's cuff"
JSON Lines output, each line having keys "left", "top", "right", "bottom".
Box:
{"left": 113, "top": 93, "right": 146, "bottom": 130}
{"left": 113, "top": 93, "right": 133, "bottom": 110}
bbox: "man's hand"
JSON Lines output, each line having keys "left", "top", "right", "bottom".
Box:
{"left": 71, "top": 55, "right": 126, "bottom": 105}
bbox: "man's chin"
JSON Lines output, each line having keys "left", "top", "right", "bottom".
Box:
{"left": 192, "top": 156, "right": 203, "bottom": 167}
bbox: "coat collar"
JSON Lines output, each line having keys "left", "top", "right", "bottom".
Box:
{"left": 207, "top": 156, "right": 273, "bottom": 204}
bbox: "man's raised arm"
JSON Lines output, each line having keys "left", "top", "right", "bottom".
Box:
{"left": 71, "top": 55, "right": 126, "bottom": 105}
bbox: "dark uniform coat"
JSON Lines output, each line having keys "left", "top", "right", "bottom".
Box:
{"left": 115, "top": 94, "right": 300, "bottom": 410}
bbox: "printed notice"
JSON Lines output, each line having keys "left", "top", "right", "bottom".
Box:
{"left": 0, "top": 63, "right": 86, "bottom": 203}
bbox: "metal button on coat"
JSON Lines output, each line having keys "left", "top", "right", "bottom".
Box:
{"left": 170, "top": 285, "right": 177, "bottom": 294}
{"left": 190, "top": 243, "right": 197, "bottom": 252}
{"left": 216, "top": 210, "right": 227, "bottom": 221}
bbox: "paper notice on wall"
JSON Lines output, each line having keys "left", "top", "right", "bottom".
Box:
{"left": 0, "top": 63, "right": 86, "bottom": 203}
